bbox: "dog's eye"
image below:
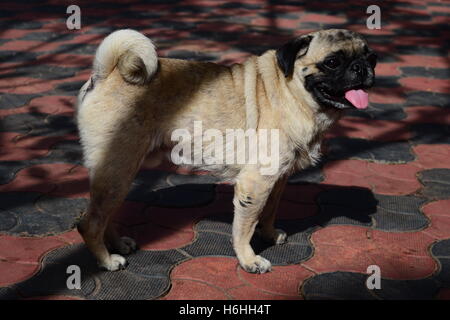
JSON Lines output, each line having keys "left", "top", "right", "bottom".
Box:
{"left": 324, "top": 57, "right": 340, "bottom": 69}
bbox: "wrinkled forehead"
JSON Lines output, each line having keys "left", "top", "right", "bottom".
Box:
{"left": 305, "top": 29, "right": 368, "bottom": 61}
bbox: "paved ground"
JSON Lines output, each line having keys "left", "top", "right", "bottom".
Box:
{"left": 0, "top": 0, "right": 449, "bottom": 300}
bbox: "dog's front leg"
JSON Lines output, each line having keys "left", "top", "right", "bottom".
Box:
{"left": 232, "top": 171, "right": 278, "bottom": 273}
{"left": 257, "top": 175, "right": 288, "bottom": 245}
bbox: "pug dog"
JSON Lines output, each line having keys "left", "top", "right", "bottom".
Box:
{"left": 76, "top": 28, "right": 376, "bottom": 273}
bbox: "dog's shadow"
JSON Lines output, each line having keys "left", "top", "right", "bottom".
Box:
{"left": 125, "top": 169, "right": 379, "bottom": 264}
{"left": 252, "top": 184, "right": 378, "bottom": 257}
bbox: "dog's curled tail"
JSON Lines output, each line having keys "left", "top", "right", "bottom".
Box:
{"left": 93, "top": 29, "right": 157, "bottom": 85}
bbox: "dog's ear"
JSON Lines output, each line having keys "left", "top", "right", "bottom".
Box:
{"left": 276, "top": 35, "right": 313, "bottom": 78}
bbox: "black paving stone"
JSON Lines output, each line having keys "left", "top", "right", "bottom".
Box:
{"left": 0, "top": 112, "right": 76, "bottom": 137}
{"left": 84, "top": 26, "right": 117, "bottom": 34}
{"left": 195, "top": 215, "right": 233, "bottom": 234}
{"left": 395, "top": 45, "right": 446, "bottom": 56}
{"left": 392, "top": 28, "right": 444, "bottom": 37}
{"left": 0, "top": 191, "right": 39, "bottom": 214}
{"left": 0, "top": 192, "right": 86, "bottom": 236}
{"left": 432, "top": 239, "right": 450, "bottom": 257}
{"left": 260, "top": 12, "right": 300, "bottom": 19}
{"left": 302, "top": 272, "right": 376, "bottom": 300}
{"left": 434, "top": 258, "right": 450, "bottom": 288}
{"left": 14, "top": 244, "right": 96, "bottom": 299}
{"left": 373, "top": 195, "right": 428, "bottom": 231}
{"left": 390, "top": 14, "right": 432, "bottom": 22}
{"left": 153, "top": 21, "right": 198, "bottom": 31}
{"left": 0, "top": 39, "right": 10, "bottom": 47}
{"left": 36, "top": 114, "right": 77, "bottom": 136}
{"left": 219, "top": 2, "right": 262, "bottom": 9}
{"left": 43, "top": 140, "right": 82, "bottom": 164}
{"left": 345, "top": 103, "right": 407, "bottom": 121}
{"left": 326, "top": 137, "right": 414, "bottom": 163}
{"left": 376, "top": 76, "right": 401, "bottom": 88}
{"left": 1, "top": 64, "right": 82, "bottom": 80}
{"left": 431, "top": 240, "right": 450, "bottom": 287}
{"left": 400, "top": 67, "right": 450, "bottom": 79}
{"left": 411, "top": 123, "right": 450, "bottom": 145}
{"left": 13, "top": 243, "right": 187, "bottom": 300}
{"left": 256, "top": 240, "right": 312, "bottom": 266}
{"left": 0, "top": 51, "right": 40, "bottom": 63}
{"left": 170, "top": 5, "right": 214, "bottom": 13}
{"left": 259, "top": 220, "right": 314, "bottom": 265}
{"left": 8, "top": 21, "right": 44, "bottom": 29}
{"left": 288, "top": 164, "right": 324, "bottom": 184}
{"left": 187, "top": 30, "right": 237, "bottom": 42}
{"left": 376, "top": 53, "right": 400, "bottom": 63}
{"left": 418, "top": 169, "right": 450, "bottom": 199}
{"left": 0, "top": 141, "right": 82, "bottom": 186}
{"left": 19, "top": 32, "right": 77, "bottom": 41}
{"left": 371, "top": 278, "right": 439, "bottom": 300}
{"left": 434, "top": 258, "right": 450, "bottom": 287}
{"left": 0, "top": 161, "right": 26, "bottom": 185}
{"left": 406, "top": 91, "right": 450, "bottom": 108}
{"left": 55, "top": 43, "right": 97, "bottom": 55}
{"left": 99, "top": 250, "right": 186, "bottom": 300}
{"left": 0, "top": 287, "right": 20, "bottom": 300}
{"left": 431, "top": 12, "right": 450, "bottom": 17}
{"left": 0, "top": 209, "right": 18, "bottom": 233}
{"left": 0, "top": 93, "right": 40, "bottom": 109}
{"left": 54, "top": 81, "right": 85, "bottom": 96}
{"left": 182, "top": 231, "right": 235, "bottom": 257}
{"left": 166, "top": 50, "right": 218, "bottom": 61}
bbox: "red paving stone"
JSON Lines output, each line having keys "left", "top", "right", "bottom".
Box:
{"left": 170, "top": 257, "right": 244, "bottom": 290}
{"left": 0, "top": 235, "right": 68, "bottom": 286}
{"left": 237, "top": 264, "right": 314, "bottom": 297}
{"left": 304, "top": 226, "right": 437, "bottom": 280}
{"left": 0, "top": 0, "right": 449, "bottom": 300}
{"left": 322, "top": 160, "right": 422, "bottom": 196}
{"left": 162, "top": 279, "right": 230, "bottom": 300}
{"left": 400, "top": 77, "right": 449, "bottom": 94}
{"left": 328, "top": 118, "right": 412, "bottom": 141}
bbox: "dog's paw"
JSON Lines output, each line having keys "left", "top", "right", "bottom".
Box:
{"left": 258, "top": 228, "right": 288, "bottom": 245}
{"left": 273, "top": 229, "right": 288, "bottom": 245}
{"left": 115, "top": 236, "right": 138, "bottom": 255}
{"left": 99, "top": 254, "right": 128, "bottom": 271}
{"left": 240, "top": 255, "right": 272, "bottom": 274}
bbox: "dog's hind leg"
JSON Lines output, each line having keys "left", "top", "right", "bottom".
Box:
{"left": 77, "top": 109, "right": 151, "bottom": 271}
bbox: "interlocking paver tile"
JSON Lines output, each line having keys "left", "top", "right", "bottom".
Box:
{"left": 1, "top": 0, "right": 450, "bottom": 300}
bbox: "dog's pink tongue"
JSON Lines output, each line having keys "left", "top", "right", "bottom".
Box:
{"left": 345, "top": 89, "right": 369, "bottom": 109}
